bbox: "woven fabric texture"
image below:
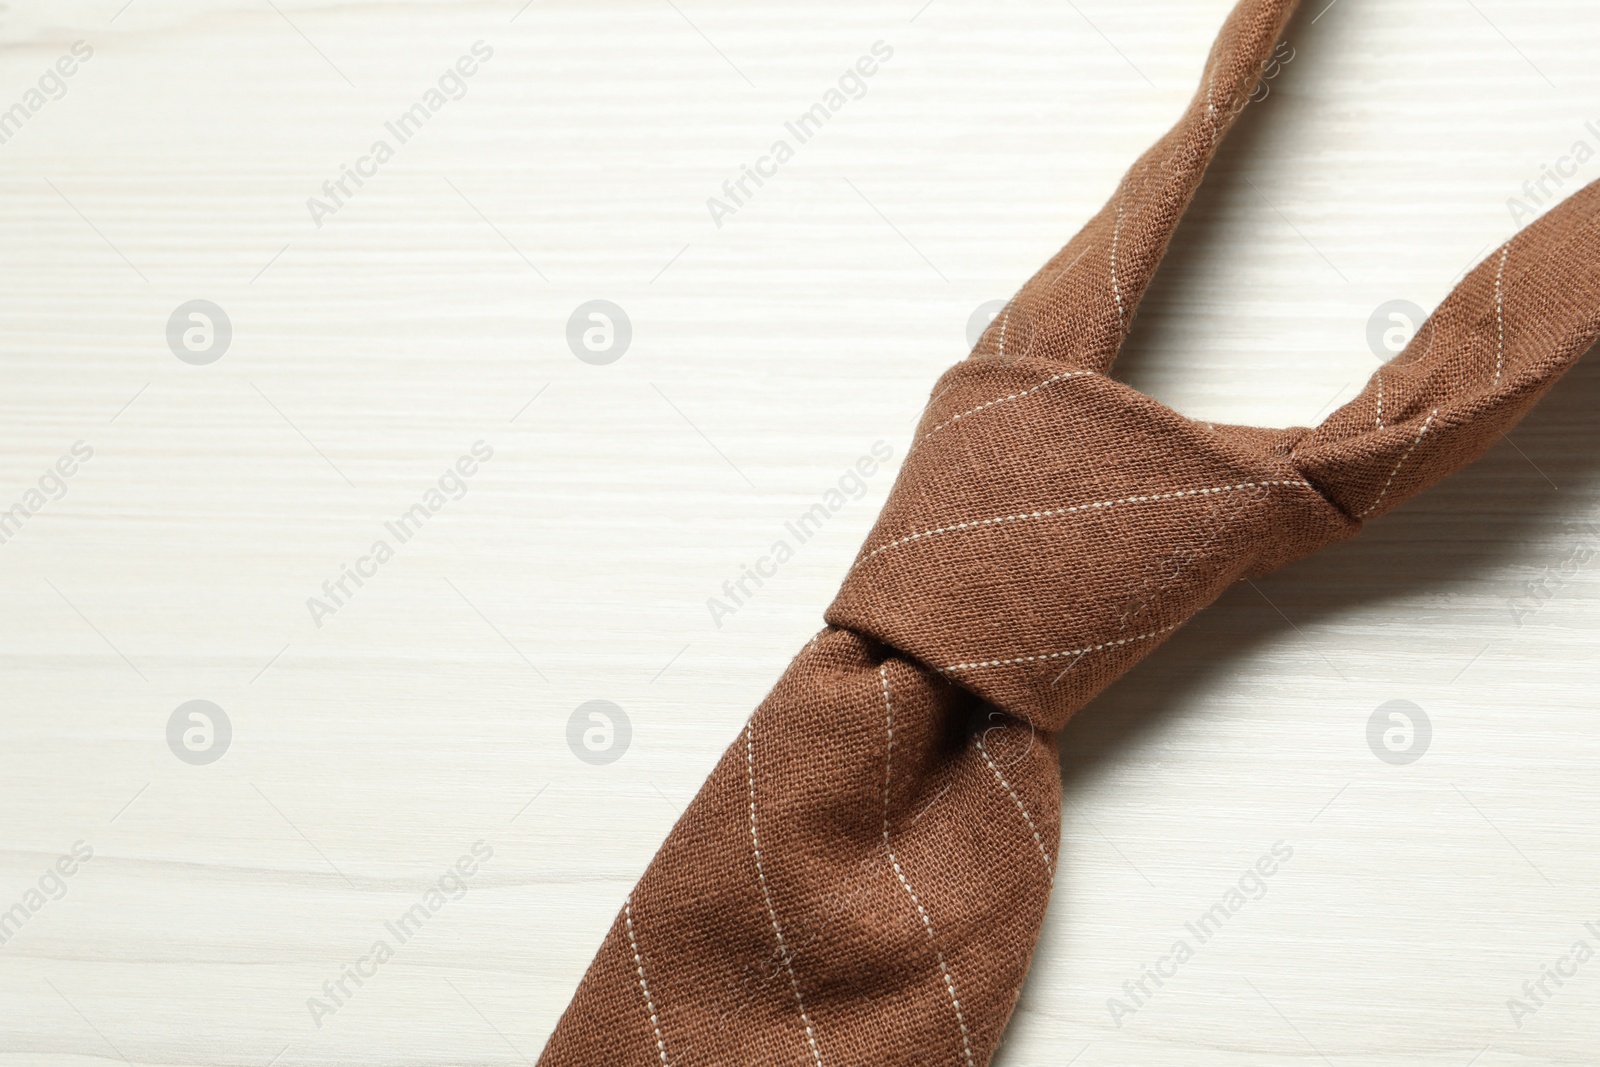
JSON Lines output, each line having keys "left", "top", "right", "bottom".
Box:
{"left": 538, "top": 1, "right": 1600, "bottom": 1062}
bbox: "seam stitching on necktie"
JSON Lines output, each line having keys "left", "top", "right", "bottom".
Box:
{"left": 1358, "top": 408, "right": 1438, "bottom": 519}
{"left": 939, "top": 621, "right": 1182, "bottom": 675}
{"left": 746, "top": 723, "right": 825, "bottom": 1066}
{"left": 1111, "top": 196, "right": 1127, "bottom": 332}
{"left": 917, "top": 371, "right": 1095, "bottom": 443}
{"left": 1374, "top": 369, "right": 1384, "bottom": 430}
{"left": 1204, "top": 70, "right": 1217, "bottom": 137}
{"left": 879, "top": 665, "right": 977, "bottom": 1067}
{"left": 1494, "top": 243, "right": 1510, "bottom": 387}
{"left": 976, "top": 736, "right": 1055, "bottom": 877}
{"left": 623, "top": 895, "right": 671, "bottom": 1067}
{"left": 860, "top": 481, "right": 1315, "bottom": 564}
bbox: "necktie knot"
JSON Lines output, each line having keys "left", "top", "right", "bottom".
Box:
{"left": 828, "top": 354, "right": 1358, "bottom": 733}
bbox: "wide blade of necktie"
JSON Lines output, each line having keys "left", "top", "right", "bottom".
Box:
{"left": 538, "top": 0, "right": 1600, "bottom": 1062}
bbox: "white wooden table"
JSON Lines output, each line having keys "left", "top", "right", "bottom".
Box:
{"left": 3, "top": 0, "right": 1598, "bottom": 1063}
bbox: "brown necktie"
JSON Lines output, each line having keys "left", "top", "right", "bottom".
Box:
{"left": 538, "top": 1, "right": 1600, "bottom": 1062}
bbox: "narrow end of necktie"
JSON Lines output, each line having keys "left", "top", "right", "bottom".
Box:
{"left": 1295, "top": 186, "right": 1600, "bottom": 521}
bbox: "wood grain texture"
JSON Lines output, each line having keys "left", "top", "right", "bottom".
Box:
{"left": 1, "top": 0, "right": 1597, "bottom": 1063}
